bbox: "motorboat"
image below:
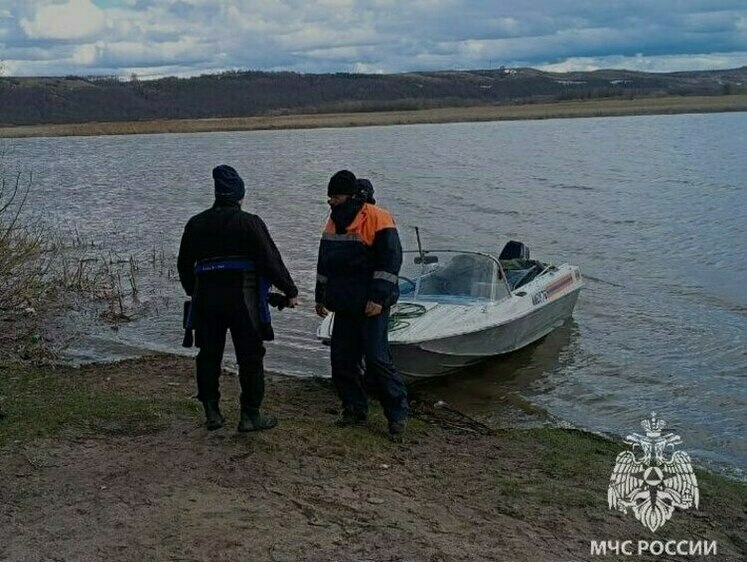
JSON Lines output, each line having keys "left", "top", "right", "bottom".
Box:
{"left": 317, "top": 241, "right": 583, "bottom": 379}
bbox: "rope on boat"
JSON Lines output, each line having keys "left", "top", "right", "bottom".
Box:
{"left": 388, "top": 302, "right": 428, "bottom": 332}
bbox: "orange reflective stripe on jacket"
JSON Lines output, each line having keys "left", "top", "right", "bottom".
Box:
{"left": 322, "top": 203, "right": 396, "bottom": 245}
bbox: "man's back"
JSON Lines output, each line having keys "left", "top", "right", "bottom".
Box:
{"left": 178, "top": 200, "right": 296, "bottom": 300}
{"left": 186, "top": 204, "right": 253, "bottom": 258}
{"left": 177, "top": 164, "right": 298, "bottom": 433}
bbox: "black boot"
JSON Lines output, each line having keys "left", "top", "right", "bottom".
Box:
{"left": 202, "top": 400, "right": 225, "bottom": 431}
{"left": 388, "top": 419, "right": 407, "bottom": 441}
{"left": 237, "top": 408, "right": 277, "bottom": 432}
{"left": 335, "top": 407, "right": 368, "bottom": 427}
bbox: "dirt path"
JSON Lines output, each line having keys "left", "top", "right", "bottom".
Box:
{"left": 0, "top": 355, "right": 744, "bottom": 561}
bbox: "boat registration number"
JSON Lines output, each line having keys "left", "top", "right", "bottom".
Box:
{"left": 532, "top": 290, "right": 548, "bottom": 305}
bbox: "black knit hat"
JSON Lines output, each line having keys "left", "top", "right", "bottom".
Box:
{"left": 356, "top": 178, "right": 375, "bottom": 204}
{"left": 327, "top": 170, "right": 357, "bottom": 196}
{"left": 213, "top": 164, "right": 245, "bottom": 201}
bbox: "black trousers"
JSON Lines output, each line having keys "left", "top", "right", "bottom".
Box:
{"left": 195, "top": 300, "right": 266, "bottom": 413}
{"left": 330, "top": 308, "right": 409, "bottom": 423}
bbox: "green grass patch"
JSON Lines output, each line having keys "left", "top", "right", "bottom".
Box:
{"left": 278, "top": 404, "right": 430, "bottom": 460}
{"left": 529, "top": 428, "right": 619, "bottom": 478}
{"left": 494, "top": 428, "right": 746, "bottom": 516}
{"left": 493, "top": 428, "right": 630, "bottom": 510}
{"left": 0, "top": 365, "right": 197, "bottom": 446}
{"left": 504, "top": 427, "right": 619, "bottom": 474}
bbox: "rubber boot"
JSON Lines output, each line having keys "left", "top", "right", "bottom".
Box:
{"left": 237, "top": 408, "right": 277, "bottom": 432}
{"left": 335, "top": 407, "right": 368, "bottom": 427}
{"left": 202, "top": 400, "right": 225, "bottom": 431}
{"left": 388, "top": 419, "right": 407, "bottom": 442}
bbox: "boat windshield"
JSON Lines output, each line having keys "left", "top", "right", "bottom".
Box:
{"left": 399, "top": 251, "right": 509, "bottom": 303}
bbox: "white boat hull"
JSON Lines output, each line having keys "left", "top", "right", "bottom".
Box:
{"left": 392, "top": 287, "right": 580, "bottom": 379}
{"left": 317, "top": 256, "right": 584, "bottom": 380}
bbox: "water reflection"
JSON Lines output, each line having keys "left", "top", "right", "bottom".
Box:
{"left": 417, "top": 319, "right": 579, "bottom": 427}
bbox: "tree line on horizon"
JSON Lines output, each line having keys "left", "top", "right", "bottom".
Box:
{"left": 0, "top": 66, "right": 745, "bottom": 126}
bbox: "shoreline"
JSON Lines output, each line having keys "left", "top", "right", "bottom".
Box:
{"left": 0, "top": 353, "right": 745, "bottom": 560}
{"left": 0, "top": 94, "right": 746, "bottom": 139}
{"left": 13, "top": 334, "right": 747, "bottom": 478}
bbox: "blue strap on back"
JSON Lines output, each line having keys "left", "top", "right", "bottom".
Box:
{"left": 194, "top": 258, "right": 256, "bottom": 275}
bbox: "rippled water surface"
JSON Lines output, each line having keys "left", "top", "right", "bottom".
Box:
{"left": 12, "top": 113, "right": 746, "bottom": 472}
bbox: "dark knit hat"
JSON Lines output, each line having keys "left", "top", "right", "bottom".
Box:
{"left": 356, "top": 178, "right": 375, "bottom": 204}
{"left": 327, "top": 170, "right": 357, "bottom": 196}
{"left": 213, "top": 164, "right": 245, "bottom": 201}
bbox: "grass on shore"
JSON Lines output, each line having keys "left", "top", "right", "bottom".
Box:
{"left": 1, "top": 354, "right": 743, "bottom": 498}
{"left": 0, "top": 362, "right": 199, "bottom": 445}
{"left": 1, "top": 95, "right": 746, "bottom": 138}
{"left": 0, "top": 355, "right": 425, "bottom": 455}
{"left": 1, "top": 354, "right": 745, "bottom": 560}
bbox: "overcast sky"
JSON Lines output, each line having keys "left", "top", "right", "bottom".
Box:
{"left": 1, "top": 0, "right": 746, "bottom": 78}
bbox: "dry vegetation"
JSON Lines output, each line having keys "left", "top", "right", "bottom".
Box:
{"left": 0, "top": 146, "right": 48, "bottom": 311}
{"left": 1, "top": 95, "right": 746, "bottom": 139}
{"left": 0, "top": 145, "right": 146, "bottom": 363}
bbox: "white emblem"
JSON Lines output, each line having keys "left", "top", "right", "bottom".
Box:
{"left": 608, "top": 412, "right": 699, "bottom": 532}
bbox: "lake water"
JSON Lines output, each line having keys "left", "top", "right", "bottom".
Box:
{"left": 9, "top": 113, "right": 746, "bottom": 474}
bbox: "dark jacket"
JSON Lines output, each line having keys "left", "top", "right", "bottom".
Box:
{"left": 315, "top": 203, "right": 402, "bottom": 314}
{"left": 178, "top": 200, "right": 297, "bottom": 335}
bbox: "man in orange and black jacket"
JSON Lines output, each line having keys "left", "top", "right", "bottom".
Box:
{"left": 315, "top": 170, "right": 408, "bottom": 437}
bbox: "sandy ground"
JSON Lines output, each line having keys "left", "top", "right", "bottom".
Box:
{"left": 0, "top": 354, "right": 744, "bottom": 562}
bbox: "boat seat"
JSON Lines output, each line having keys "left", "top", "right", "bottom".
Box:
{"left": 505, "top": 267, "right": 540, "bottom": 290}
{"left": 424, "top": 255, "right": 488, "bottom": 296}
{"left": 499, "top": 240, "right": 530, "bottom": 260}
{"left": 500, "top": 258, "right": 546, "bottom": 290}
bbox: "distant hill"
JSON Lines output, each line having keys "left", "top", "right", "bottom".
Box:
{"left": 1, "top": 67, "right": 745, "bottom": 126}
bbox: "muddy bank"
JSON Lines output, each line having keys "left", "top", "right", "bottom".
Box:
{"left": 2, "top": 95, "right": 747, "bottom": 138}
{"left": 0, "top": 354, "right": 744, "bottom": 561}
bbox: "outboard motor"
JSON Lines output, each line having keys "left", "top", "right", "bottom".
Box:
{"left": 499, "top": 240, "right": 530, "bottom": 260}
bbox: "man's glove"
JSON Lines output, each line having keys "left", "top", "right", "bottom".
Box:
{"left": 268, "top": 292, "right": 289, "bottom": 310}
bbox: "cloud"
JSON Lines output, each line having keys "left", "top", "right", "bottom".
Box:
{"left": 20, "top": 0, "right": 107, "bottom": 40}
{"left": 72, "top": 43, "right": 98, "bottom": 65}
{"left": 0, "top": 0, "right": 745, "bottom": 77}
{"left": 539, "top": 52, "right": 747, "bottom": 73}
{"left": 97, "top": 37, "right": 209, "bottom": 67}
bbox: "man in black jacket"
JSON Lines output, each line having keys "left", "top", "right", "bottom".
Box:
{"left": 178, "top": 165, "right": 298, "bottom": 432}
